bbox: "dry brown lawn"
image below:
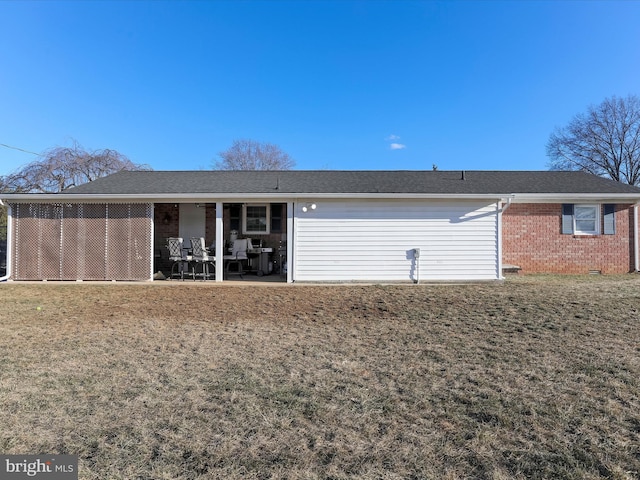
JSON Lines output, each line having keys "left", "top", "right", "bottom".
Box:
{"left": 0, "top": 276, "right": 639, "bottom": 479}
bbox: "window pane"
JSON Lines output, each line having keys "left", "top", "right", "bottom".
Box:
{"left": 576, "top": 219, "right": 596, "bottom": 232}
{"left": 271, "top": 204, "right": 283, "bottom": 233}
{"left": 230, "top": 204, "right": 241, "bottom": 231}
{"left": 574, "top": 205, "right": 598, "bottom": 234}
{"left": 246, "top": 206, "right": 267, "bottom": 232}
{"left": 575, "top": 206, "right": 596, "bottom": 220}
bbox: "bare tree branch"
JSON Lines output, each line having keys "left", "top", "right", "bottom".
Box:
{"left": 0, "top": 140, "right": 150, "bottom": 193}
{"left": 214, "top": 139, "right": 295, "bottom": 170}
{"left": 547, "top": 95, "right": 640, "bottom": 185}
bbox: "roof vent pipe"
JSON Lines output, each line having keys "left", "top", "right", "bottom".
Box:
{"left": 461, "top": 170, "right": 466, "bottom": 180}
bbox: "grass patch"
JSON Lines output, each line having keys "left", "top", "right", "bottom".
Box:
{"left": 0, "top": 276, "right": 639, "bottom": 479}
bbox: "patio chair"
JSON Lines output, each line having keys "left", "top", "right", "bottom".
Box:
{"left": 224, "top": 238, "right": 249, "bottom": 279}
{"left": 167, "top": 237, "right": 192, "bottom": 280}
{"left": 190, "top": 237, "right": 215, "bottom": 280}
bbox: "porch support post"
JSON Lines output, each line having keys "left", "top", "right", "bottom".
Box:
{"left": 215, "top": 201, "right": 224, "bottom": 282}
{"left": 287, "top": 201, "right": 294, "bottom": 283}
{"left": 149, "top": 203, "right": 155, "bottom": 281}
{"left": 634, "top": 204, "right": 639, "bottom": 272}
{"left": 497, "top": 200, "right": 503, "bottom": 280}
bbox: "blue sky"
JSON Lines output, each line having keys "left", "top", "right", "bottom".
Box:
{"left": 1, "top": 0, "right": 639, "bottom": 175}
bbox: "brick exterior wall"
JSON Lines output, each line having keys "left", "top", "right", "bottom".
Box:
{"left": 502, "top": 203, "right": 636, "bottom": 274}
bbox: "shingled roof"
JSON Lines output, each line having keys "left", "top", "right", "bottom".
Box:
{"left": 62, "top": 170, "right": 640, "bottom": 196}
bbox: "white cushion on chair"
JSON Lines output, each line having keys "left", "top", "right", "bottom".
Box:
{"left": 224, "top": 238, "right": 249, "bottom": 261}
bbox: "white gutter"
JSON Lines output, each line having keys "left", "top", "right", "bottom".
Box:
{"left": 511, "top": 193, "right": 640, "bottom": 203}
{"left": 0, "top": 192, "right": 510, "bottom": 203}
{"left": 5, "top": 191, "right": 640, "bottom": 205}
{"left": 0, "top": 199, "right": 11, "bottom": 282}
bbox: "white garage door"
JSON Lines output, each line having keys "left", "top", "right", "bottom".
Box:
{"left": 293, "top": 199, "right": 499, "bottom": 282}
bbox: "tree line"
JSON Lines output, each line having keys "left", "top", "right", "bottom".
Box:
{"left": 0, "top": 139, "right": 295, "bottom": 195}
{"left": 547, "top": 94, "right": 640, "bottom": 186}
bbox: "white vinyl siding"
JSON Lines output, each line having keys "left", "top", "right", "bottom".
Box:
{"left": 293, "top": 199, "right": 499, "bottom": 282}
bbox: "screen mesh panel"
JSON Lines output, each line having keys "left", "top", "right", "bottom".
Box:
{"left": 61, "top": 203, "right": 81, "bottom": 280}
{"left": 11, "top": 203, "right": 152, "bottom": 281}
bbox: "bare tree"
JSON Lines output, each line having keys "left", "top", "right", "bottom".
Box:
{"left": 1, "top": 140, "right": 150, "bottom": 193}
{"left": 214, "top": 139, "right": 295, "bottom": 170}
{"left": 547, "top": 95, "right": 640, "bottom": 185}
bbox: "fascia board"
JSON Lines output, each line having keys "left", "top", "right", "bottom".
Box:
{"left": 512, "top": 193, "right": 640, "bottom": 203}
{"left": 0, "top": 192, "right": 508, "bottom": 203}
{"left": 286, "top": 193, "right": 506, "bottom": 200}
{"left": 8, "top": 191, "right": 640, "bottom": 203}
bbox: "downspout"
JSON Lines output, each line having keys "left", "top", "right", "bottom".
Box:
{"left": 497, "top": 197, "right": 513, "bottom": 280}
{"left": 0, "top": 199, "right": 11, "bottom": 282}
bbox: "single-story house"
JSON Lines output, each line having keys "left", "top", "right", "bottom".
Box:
{"left": 1, "top": 170, "right": 639, "bottom": 282}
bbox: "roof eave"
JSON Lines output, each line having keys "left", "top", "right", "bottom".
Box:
{"left": 0, "top": 192, "right": 509, "bottom": 202}
{"left": 512, "top": 193, "right": 640, "bottom": 203}
{"left": 5, "top": 192, "right": 640, "bottom": 203}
